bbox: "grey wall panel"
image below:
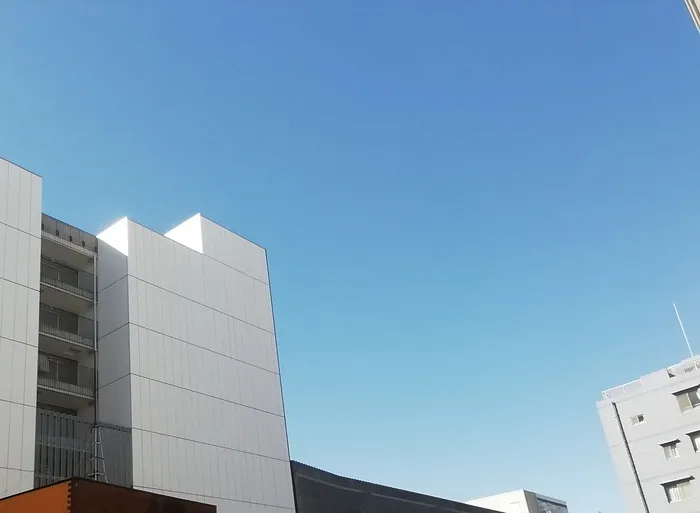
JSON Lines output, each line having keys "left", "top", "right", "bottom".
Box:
{"left": 97, "top": 240, "right": 127, "bottom": 293}
{"left": 97, "top": 325, "right": 131, "bottom": 388}
{"left": 98, "top": 375, "right": 132, "bottom": 427}
{"left": 97, "top": 276, "right": 129, "bottom": 339}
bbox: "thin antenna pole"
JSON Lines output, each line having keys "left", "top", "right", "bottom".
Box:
{"left": 674, "top": 302, "right": 694, "bottom": 357}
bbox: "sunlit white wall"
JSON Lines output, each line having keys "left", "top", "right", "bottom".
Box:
{"left": 0, "top": 158, "right": 42, "bottom": 497}
{"left": 98, "top": 215, "right": 294, "bottom": 513}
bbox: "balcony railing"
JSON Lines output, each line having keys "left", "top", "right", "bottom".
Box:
{"left": 40, "top": 258, "right": 94, "bottom": 300}
{"left": 41, "top": 214, "right": 98, "bottom": 253}
{"left": 601, "top": 379, "right": 644, "bottom": 400}
{"left": 39, "top": 305, "right": 95, "bottom": 350}
{"left": 35, "top": 409, "right": 132, "bottom": 488}
{"left": 37, "top": 352, "right": 95, "bottom": 399}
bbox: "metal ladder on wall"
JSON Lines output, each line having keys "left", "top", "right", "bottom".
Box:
{"left": 87, "top": 424, "right": 108, "bottom": 483}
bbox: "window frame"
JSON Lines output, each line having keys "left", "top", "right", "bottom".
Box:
{"left": 663, "top": 478, "right": 694, "bottom": 503}
{"left": 631, "top": 414, "right": 645, "bottom": 426}
{"left": 675, "top": 386, "right": 700, "bottom": 413}
{"left": 661, "top": 440, "right": 681, "bottom": 460}
{"left": 689, "top": 431, "right": 700, "bottom": 452}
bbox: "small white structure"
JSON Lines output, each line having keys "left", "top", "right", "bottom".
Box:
{"left": 466, "top": 490, "right": 568, "bottom": 513}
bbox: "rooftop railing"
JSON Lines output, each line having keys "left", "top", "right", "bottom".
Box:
{"left": 40, "top": 258, "right": 94, "bottom": 300}
{"left": 41, "top": 214, "right": 97, "bottom": 253}
{"left": 601, "top": 379, "right": 644, "bottom": 400}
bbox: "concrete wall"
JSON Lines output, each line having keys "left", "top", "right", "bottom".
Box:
{"left": 96, "top": 222, "right": 131, "bottom": 431}
{"left": 97, "top": 215, "right": 294, "bottom": 513}
{"left": 599, "top": 362, "right": 700, "bottom": 513}
{"left": 0, "top": 159, "right": 42, "bottom": 497}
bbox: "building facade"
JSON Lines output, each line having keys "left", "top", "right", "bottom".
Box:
{"left": 0, "top": 157, "right": 295, "bottom": 513}
{"left": 291, "top": 461, "right": 498, "bottom": 513}
{"left": 465, "top": 490, "right": 567, "bottom": 513}
{"left": 598, "top": 356, "right": 700, "bottom": 513}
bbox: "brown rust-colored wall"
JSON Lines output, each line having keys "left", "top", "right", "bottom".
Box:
{"left": 0, "top": 479, "right": 216, "bottom": 513}
{"left": 68, "top": 479, "right": 216, "bottom": 513}
{"left": 0, "top": 481, "right": 69, "bottom": 513}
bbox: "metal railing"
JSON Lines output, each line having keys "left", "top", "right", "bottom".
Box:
{"left": 40, "top": 258, "right": 94, "bottom": 300}
{"left": 601, "top": 379, "right": 644, "bottom": 400}
{"left": 41, "top": 213, "right": 98, "bottom": 253}
{"left": 39, "top": 305, "right": 95, "bottom": 349}
{"left": 35, "top": 409, "right": 132, "bottom": 488}
{"left": 37, "top": 352, "right": 95, "bottom": 399}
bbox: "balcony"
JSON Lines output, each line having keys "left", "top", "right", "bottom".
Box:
{"left": 34, "top": 408, "right": 92, "bottom": 487}
{"left": 40, "top": 258, "right": 95, "bottom": 312}
{"left": 37, "top": 352, "right": 95, "bottom": 400}
{"left": 39, "top": 305, "right": 95, "bottom": 351}
{"left": 35, "top": 409, "right": 132, "bottom": 488}
{"left": 41, "top": 214, "right": 97, "bottom": 254}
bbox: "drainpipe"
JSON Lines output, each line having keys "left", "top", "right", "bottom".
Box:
{"left": 611, "top": 400, "right": 649, "bottom": 513}
{"left": 93, "top": 255, "right": 98, "bottom": 426}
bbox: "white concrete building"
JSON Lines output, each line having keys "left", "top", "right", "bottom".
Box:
{"left": 466, "top": 490, "right": 568, "bottom": 513}
{"left": 0, "top": 157, "right": 295, "bottom": 513}
{"left": 598, "top": 356, "right": 700, "bottom": 513}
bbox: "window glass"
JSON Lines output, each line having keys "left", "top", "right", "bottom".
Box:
{"left": 690, "top": 432, "right": 700, "bottom": 451}
{"left": 691, "top": 389, "right": 700, "bottom": 407}
{"left": 662, "top": 442, "right": 679, "bottom": 459}
{"left": 678, "top": 393, "right": 692, "bottom": 411}
{"left": 664, "top": 479, "right": 693, "bottom": 503}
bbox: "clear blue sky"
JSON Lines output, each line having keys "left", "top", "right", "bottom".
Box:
{"left": 1, "top": 1, "right": 699, "bottom": 512}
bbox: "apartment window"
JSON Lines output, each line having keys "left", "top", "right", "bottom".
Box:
{"left": 663, "top": 478, "right": 693, "bottom": 503}
{"left": 689, "top": 431, "right": 700, "bottom": 452}
{"left": 662, "top": 441, "right": 680, "bottom": 460}
{"left": 676, "top": 386, "right": 700, "bottom": 412}
{"left": 631, "top": 414, "right": 645, "bottom": 425}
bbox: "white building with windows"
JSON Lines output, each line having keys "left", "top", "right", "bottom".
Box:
{"left": 598, "top": 356, "right": 700, "bottom": 513}
{"left": 0, "top": 157, "right": 296, "bottom": 513}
